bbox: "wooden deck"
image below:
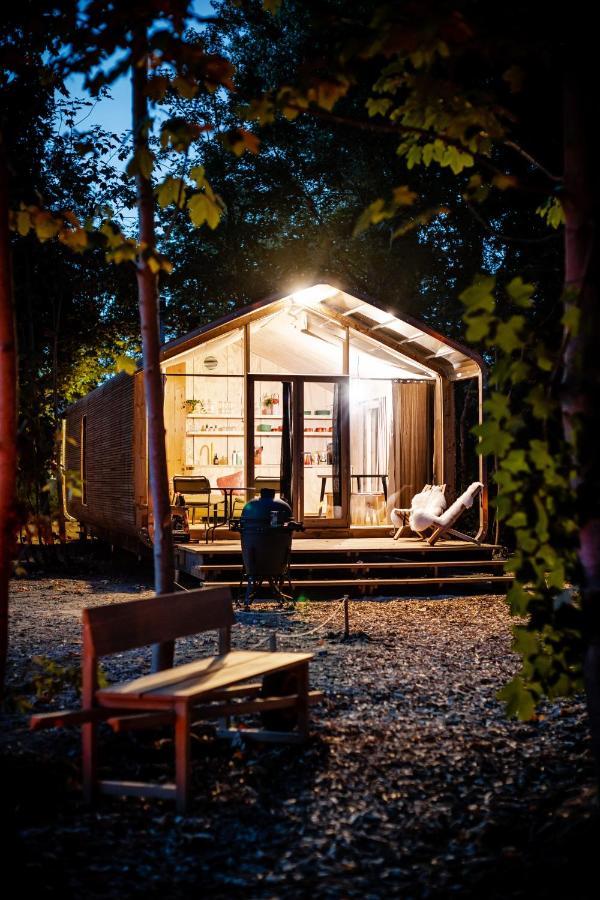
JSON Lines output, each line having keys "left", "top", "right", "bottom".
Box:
{"left": 180, "top": 536, "right": 499, "bottom": 554}
{"left": 174, "top": 536, "right": 511, "bottom": 598}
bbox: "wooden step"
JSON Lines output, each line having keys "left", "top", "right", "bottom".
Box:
{"left": 196, "top": 559, "right": 507, "bottom": 573}
{"left": 202, "top": 574, "right": 513, "bottom": 589}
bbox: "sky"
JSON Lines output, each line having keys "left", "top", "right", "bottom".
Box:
{"left": 62, "top": 0, "right": 216, "bottom": 138}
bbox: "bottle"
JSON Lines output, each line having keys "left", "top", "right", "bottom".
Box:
{"left": 213, "top": 452, "right": 219, "bottom": 465}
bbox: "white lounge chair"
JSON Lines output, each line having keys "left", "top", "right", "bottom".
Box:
{"left": 410, "top": 481, "right": 483, "bottom": 546}
{"left": 390, "top": 484, "right": 447, "bottom": 539}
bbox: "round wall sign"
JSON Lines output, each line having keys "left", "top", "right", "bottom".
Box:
{"left": 203, "top": 355, "right": 218, "bottom": 370}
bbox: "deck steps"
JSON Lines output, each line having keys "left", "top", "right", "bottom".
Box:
{"left": 193, "top": 574, "right": 513, "bottom": 590}
{"left": 175, "top": 538, "right": 511, "bottom": 597}
{"left": 196, "top": 559, "right": 507, "bottom": 573}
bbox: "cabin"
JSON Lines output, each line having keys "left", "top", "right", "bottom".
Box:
{"left": 62, "top": 282, "right": 488, "bottom": 560}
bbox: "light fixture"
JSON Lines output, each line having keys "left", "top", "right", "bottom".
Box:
{"left": 290, "top": 284, "right": 338, "bottom": 307}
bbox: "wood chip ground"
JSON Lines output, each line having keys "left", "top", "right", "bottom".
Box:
{"left": 2, "top": 567, "right": 598, "bottom": 898}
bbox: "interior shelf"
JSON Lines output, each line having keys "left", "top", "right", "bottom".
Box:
{"left": 187, "top": 414, "right": 243, "bottom": 419}
{"left": 253, "top": 414, "right": 332, "bottom": 420}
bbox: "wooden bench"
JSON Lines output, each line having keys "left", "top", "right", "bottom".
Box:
{"left": 30, "top": 586, "right": 322, "bottom": 813}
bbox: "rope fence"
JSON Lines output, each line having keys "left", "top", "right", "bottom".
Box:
{"left": 173, "top": 580, "right": 351, "bottom": 650}
{"left": 240, "top": 597, "right": 349, "bottom": 651}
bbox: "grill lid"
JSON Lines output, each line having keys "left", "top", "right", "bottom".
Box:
{"left": 240, "top": 488, "right": 292, "bottom": 526}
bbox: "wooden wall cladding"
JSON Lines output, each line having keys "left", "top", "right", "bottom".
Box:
{"left": 64, "top": 372, "right": 138, "bottom": 537}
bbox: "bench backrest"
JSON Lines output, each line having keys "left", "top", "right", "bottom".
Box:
{"left": 83, "top": 586, "right": 234, "bottom": 658}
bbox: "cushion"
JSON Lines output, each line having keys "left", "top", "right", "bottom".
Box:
{"left": 411, "top": 482, "right": 482, "bottom": 532}
{"left": 216, "top": 470, "right": 244, "bottom": 496}
{"left": 409, "top": 485, "right": 447, "bottom": 532}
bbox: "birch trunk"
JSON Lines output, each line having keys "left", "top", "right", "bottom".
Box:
{"left": 132, "top": 28, "right": 175, "bottom": 671}
{"left": 562, "top": 61, "right": 600, "bottom": 781}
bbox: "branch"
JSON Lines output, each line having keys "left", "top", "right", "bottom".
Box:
{"left": 289, "top": 104, "right": 556, "bottom": 196}
{"left": 503, "top": 140, "right": 562, "bottom": 183}
{"left": 463, "top": 198, "right": 561, "bottom": 245}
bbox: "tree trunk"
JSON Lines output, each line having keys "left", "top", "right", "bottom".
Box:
{"left": 132, "top": 27, "right": 175, "bottom": 671}
{"left": 0, "top": 138, "right": 17, "bottom": 698}
{"left": 52, "top": 295, "right": 66, "bottom": 543}
{"left": 562, "top": 60, "right": 600, "bottom": 783}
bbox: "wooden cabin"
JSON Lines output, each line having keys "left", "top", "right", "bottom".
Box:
{"left": 62, "top": 282, "right": 487, "bottom": 549}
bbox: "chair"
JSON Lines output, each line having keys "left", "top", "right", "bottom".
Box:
{"left": 253, "top": 476, "right": 280, "bottom": 494}
{"left": 172, "top": 476, "right": 226, "bottom": 543}
{"left": 391, "top": 484, "right": 446, "bottom": 539}
{"left": 411, "top": 482, "right": 483, "bottom": 545}
{"left": 216, "top": 471, "right": 247, "bottom": 530}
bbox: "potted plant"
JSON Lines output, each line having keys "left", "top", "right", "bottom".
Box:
{"left": 262, "top": 392, "right": 280, "bottom": 415}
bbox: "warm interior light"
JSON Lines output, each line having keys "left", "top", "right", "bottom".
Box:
{"left": 290, "top": 283, "right": 338, "bottom": 307}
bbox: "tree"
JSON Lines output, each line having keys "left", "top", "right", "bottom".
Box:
{"left": 0, "top": 1, "right": 235, "bottom": 680}
{"left": 0, "top": 1, "right": 82, "bottom": 696}
{"left": 240, "top": 0, "right": 597, "bottom": 767}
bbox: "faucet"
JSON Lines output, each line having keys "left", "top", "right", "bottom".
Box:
{"left": 198, "top": 444, "right": 211, "bottom": 465}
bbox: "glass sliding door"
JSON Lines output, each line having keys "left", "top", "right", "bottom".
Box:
{"left": 248, "top": 377, "right": 293, "bottom": 501}
{"left": 298, "top": 377, "right": 349, "bottom": 527}
{"left": 349, "top": 378, "right": 392, "bottom": 525}
{"left": 248, "top": 375, "right": 349, "bottom": 527}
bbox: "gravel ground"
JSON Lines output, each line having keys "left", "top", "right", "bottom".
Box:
{"left": 2, "top": 566, "right": 598, "bottom": 899}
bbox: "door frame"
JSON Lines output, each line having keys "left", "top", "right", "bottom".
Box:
{"left": 246, "top": 374, "right": 350, "bottom": 528}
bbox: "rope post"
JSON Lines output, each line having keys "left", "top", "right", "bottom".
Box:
{"left": 343, "top": 595, "right": 350, "bottom": 639}
{"left": 269, "top": 631, "right": 278, "bottom": 651}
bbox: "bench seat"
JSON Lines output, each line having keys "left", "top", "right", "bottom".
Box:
{"left": 96, "top": 650, "right": 313, "bottom": 707}
{"left": 30, "top": 587, "right": 321, "bottom": 813}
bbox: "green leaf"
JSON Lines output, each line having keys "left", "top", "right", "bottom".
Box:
{"left": 484, "top": 391, "right": 511, "bottom": 421}
{"left": 366, "top": 97, "right": 393, "bottom": 117}
{"left": 460, "top": 275, "right": 496, "bottom": 310}
{"left": 506, "top": 511, "right": 528, "bottom": 528}
{"left": 529, "top": 439, "right": 555, "bottom": 471}
{"left": 536, "top": 196, "right": 565, "bottom": 229}
{"left": 422, "top": 143, "right": 435, "bottom": 167}
{"left": 497, "top": 676, "right": 537, "bottom": 720}
{"left": 189, "top": 166, "right": 206, "bottom": 188}
{"left": 187, "top": 192, "right": 222, "bottom": 230}
{"left": 406, "top": 145, "right": 422, "bottom": 169}
{"left": 474, "top": 420, "right": 514, "bottom": 455}
{"left": 527, "top": 386, "right": 553, "bottom": 420}
{"left": 506, "top": 276, "right": 535, "bottom": 308}
{"left": 513, "top": 627, "right": 539, "bottom": 659}
{"left": 495, "top": 316, "right": 525, "bottom": 353}
{"left": 506, "top": 583, "right": 533, "bottom": 616}
{"left": 534, "top": 495, "right": 549, "bottom": 542}
{"left": 502, "top": 449, "right": 529, "bottom": 474}
{"left": 156, "top": 177, "right": 185, "bottom": 209}
{"left": 464, "top": 313, "right": 492, "bottom": 343}
{"left": 114, "top": 354, "right": 137, "bottom": 375}
{"left": 15, "top": 210, "right": 32, "bottom": 236}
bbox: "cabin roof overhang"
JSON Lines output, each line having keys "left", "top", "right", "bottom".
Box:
{"left": 160, "top": 280, "right": 484, "bottom": 381}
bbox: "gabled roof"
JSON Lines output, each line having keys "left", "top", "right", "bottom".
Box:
{"left": 161, "top": 280, "right": 483, "bottom": 380}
